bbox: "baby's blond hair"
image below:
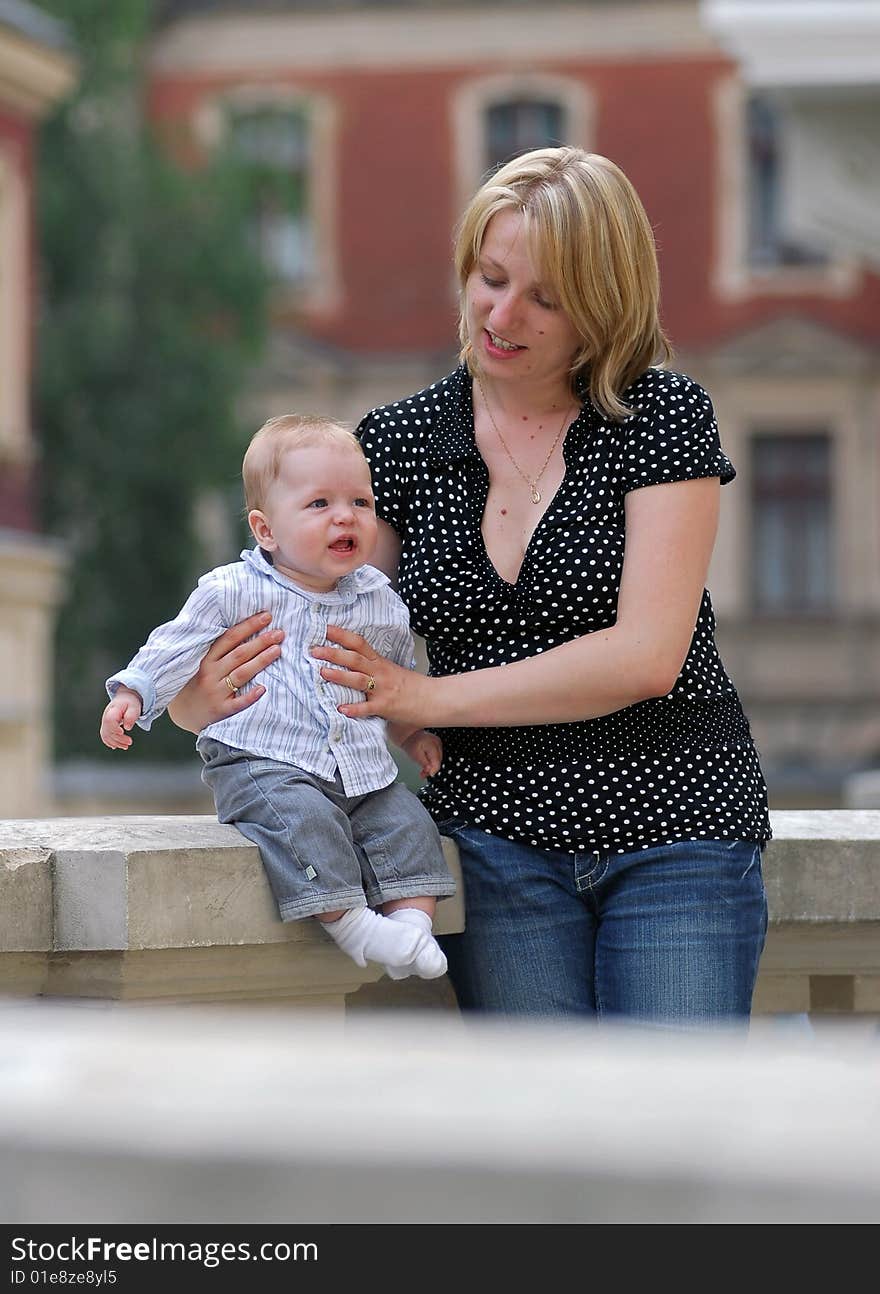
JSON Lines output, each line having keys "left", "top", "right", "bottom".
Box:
{"left": 242, "top": 413, "right": 363, "bottom": 512}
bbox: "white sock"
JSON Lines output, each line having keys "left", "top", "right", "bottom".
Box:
{"left": 321, "top": 906, "right": 423, "bottom": 970}
{"left": 383, "top": 908, "right": 448, "bottom": 980}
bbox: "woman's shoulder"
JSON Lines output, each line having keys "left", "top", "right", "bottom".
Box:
{"left": 621, "top": 366, "right": 715, "bottom": 427}
{"left": 617, "top": 366, "right": 734, "bottom": 485}
{"left": 357, "top": 365, "right": 466, "bottom": 434}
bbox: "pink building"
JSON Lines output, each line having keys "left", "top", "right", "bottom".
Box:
{"left": 145, "top": 0, "right": 880, "bottom": 804}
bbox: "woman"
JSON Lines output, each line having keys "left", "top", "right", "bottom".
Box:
{"left": 171, "top": 147, "right": 771, "bottom": 1022}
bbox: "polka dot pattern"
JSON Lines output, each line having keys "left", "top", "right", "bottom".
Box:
{"left": 357, "top": 365, "right": 772, "bottom": 856}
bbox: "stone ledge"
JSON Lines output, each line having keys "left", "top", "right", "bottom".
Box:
{"left": 0, "top": 816, "right": 463, "bottom": 1008}
{"left": 1, "top": 1001, "right": 878, "bottom": 1224}
{"left": 1, "top": 811, "right": 879, "bottom": 1012}
{"left": 764, "top": 810, "right": 880, "bottom": 921}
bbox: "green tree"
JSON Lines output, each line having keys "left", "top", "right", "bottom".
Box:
{"left": 35, "top": 0, "right": 269, "bottom": 760}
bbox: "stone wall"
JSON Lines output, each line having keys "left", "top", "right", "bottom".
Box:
{"left": 1, "top": 810, "right": 879, "bottom": 1016}
{"left": 1, "top": 1000, "right": 878, "bottom": 1223}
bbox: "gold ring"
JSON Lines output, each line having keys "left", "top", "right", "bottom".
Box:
{"left": 224, "top": 675, "right": 239, "bottom": 695}
{"left": 365, "top": 675, "right": 376, "bottom": 693}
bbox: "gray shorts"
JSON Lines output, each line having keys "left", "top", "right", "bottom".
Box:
{"left": 199, "top": 737, "right": 456, "bottom": 920}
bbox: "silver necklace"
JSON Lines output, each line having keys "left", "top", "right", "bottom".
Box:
{"left": 476, "top": 374, "right": 573, "bottom": 505}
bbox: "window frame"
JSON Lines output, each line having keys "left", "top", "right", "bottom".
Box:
{"left": 225, "top": 101, "right": 314, "bottom": 290}
{"left": 193, "top": 84, "right": 340, "bottom": 314}
{"left": 749, "top": 428, "right": 834, "bottom": 618}
{"left": 483, "top": 97, "right": 568, "bottom": 176}
{"left": 712, "top": 75, "right": 859, "bottom": 301}
{"left": 451, "top": 71, "right": 594, "bottom": 224}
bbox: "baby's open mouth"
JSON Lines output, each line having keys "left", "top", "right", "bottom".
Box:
{"left": 329, "top": 538, "right": 355, "bottom": 553}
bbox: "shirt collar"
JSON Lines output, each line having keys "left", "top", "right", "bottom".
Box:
{"left": 424, "top": 366, "right": 480, "bottom": 466}
{"left": 424, "top": 364, "right": 599, "bottom": 466}
{"left": 241, "top": 546, "right": 389, "bottom": 601}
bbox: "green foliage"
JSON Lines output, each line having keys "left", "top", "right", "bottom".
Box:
{"left": 35, "top": 0, "right": 269, "bottom": 760}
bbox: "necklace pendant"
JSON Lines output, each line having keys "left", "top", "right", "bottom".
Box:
{"left": 530, "top": 485, "right": 541, "bottom": 505}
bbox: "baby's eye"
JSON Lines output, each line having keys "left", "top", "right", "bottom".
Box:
{"left": 354, "top": 497, "right": 373, "bottom": 508}
{"left": 307, "top": 498, "right": 328, "bottom": 508}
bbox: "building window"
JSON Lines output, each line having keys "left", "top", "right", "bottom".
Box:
{"left": 227, "top": 104, "right": 312, "bottom": 286}
{"left": 747, "top": 94, "right": 827, "bottom": 269}
{"left": 485, "top": 99, "right": 565, "bottom": 174}
{"left": 453, "top": 75, "right": 592, "bottom": 223}
{"left": 751, "top": 432, "right": 832, "bottom": 614}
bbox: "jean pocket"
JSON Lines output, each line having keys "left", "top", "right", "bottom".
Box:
{"left": 436, "top": 815, "right": 468, "bottom": 838}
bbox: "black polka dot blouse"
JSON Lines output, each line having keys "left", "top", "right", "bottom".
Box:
{"left": 357, "top": 364, "right": 772, "bottom": 856}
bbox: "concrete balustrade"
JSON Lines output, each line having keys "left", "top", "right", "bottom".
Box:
{"left": 1, "top": 1001, "right": 879, "bottom": 1223}
{"left": 0, "top": 816, "right": 464, "bottom": 1012}
{"left": 753, "top": 811, "right": 880, "bottom": 1015}
{"left": 1, "top": 810, "right": 878, "bottom": 1015}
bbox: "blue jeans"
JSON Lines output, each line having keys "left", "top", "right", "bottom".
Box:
{"left": 199, "top": 738, "right": 455, "bottom": 921}
{"left": 439, "top": 827, "right": 768, "bottom": 1023}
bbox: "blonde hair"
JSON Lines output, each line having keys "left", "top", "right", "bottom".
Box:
{"left": 242, "top": 413, "right": 363, "bottom": 512}
{"left": 454, "top": 147, "right": 672, "bottom": 421}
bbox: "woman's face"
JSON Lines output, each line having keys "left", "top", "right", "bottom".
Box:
{"left": 464, "top": 208, "right": 582, "bottom": 390}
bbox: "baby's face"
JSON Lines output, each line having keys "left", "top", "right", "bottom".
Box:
{"left": 250, "top": 443, "right": 378, "bottom": 592}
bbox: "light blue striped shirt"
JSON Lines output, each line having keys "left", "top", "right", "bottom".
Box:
{"left": 106, "top": 547, "right": 416, "bottom": 797}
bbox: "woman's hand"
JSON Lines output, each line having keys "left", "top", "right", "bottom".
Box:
{"left": 167, "top": 613, "right": 284, "bottom": 734}
{"left": 311, "top": 625, "right": 432, "bottom": 728}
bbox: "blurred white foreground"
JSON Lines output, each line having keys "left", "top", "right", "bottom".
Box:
{"left": 1, "top": 1000, "right": 878, "bottom": 1224}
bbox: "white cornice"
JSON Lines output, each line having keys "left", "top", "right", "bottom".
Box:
{"left": 0, "top": 25, "right": 76, "bottom": 117}
{"left": 149, "top": 5, "right": 719, "bottom": 75}
{"left": 703, "top": 1, "right": 880, "bottom": 87}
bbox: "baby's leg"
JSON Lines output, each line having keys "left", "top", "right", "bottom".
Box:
{"left": 350, "top": 782, "right": 455, "bottom": 981}
{"left": 318, "top": 906, "right": 423, "bottom": 970}
{"left": 202, "top": 748, "right": 367, "bottom": 921}
{"left": 203, "top": 748, "right": 435, "bottom": 972}
{"left": 381, "top": 902, "right": 448, "bottom": 980}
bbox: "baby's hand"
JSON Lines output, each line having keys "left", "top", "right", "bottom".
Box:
{"left": 100, "top": 687, "right": 143, "bottom": 750}
{"left": 401, "top": 729, "right": 443, "bottom": 779}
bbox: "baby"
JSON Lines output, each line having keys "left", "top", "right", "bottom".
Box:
{"left": 100, "top": 414, "right": 455, "bottom": 979}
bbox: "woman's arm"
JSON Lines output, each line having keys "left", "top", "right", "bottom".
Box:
{"left": 312, "top": 476, "right": 719, "bottom": 729}
{"left": 166, "top": 613, "right": 284, "bottom": 734}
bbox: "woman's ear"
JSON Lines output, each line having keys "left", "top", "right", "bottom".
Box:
{"left": 248, "top": 509, "right": 276, "bottom": 551}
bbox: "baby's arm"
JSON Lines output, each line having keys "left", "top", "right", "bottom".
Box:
{"left": 100, "top": 686, "right": 143, "bottom": 750}
{"left": 107, "top": 579, "right": 231, "bottom": 729}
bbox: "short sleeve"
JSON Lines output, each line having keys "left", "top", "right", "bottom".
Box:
{"left": 621, "top": 370, "right": 735, "bottom": 494}
{"left": 356, "top": 407, "right": 410, "bottom": 537}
